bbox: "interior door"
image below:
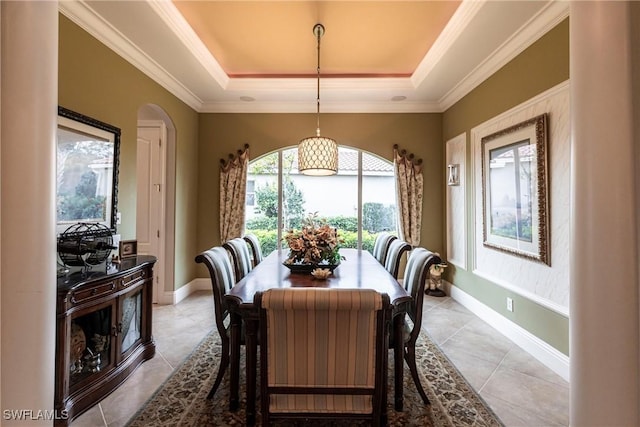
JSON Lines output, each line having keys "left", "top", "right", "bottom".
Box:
{"left": 136, "top": 124, "right": 165, "bottom": 303}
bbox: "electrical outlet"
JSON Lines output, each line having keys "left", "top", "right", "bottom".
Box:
{"left": 506, "top": 297, "right": 514, "bottom": 312}
{"left": 116, "top": 211, "right": 122, "bottom": 225}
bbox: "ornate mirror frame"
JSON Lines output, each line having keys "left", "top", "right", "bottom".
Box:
{"left": 56, "top": 106, "right": 121, "bottom": 233}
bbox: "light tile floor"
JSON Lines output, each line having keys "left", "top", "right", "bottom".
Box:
{"left": 72, "top": 290, "right": 569, "bottom": 427}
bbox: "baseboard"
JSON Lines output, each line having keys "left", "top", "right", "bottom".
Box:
{"left": 159, "top": 278, "right": 210, "bottom": 305}
{"left": 444, "top": 281, "right": 570, "bottom": 382}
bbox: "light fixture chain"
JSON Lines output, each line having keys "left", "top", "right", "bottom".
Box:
{"left": 315, "top": 23, "right": 323, "bottom": 136}
{"left": 298, "top": 23, "right": 338, "bottom": 176}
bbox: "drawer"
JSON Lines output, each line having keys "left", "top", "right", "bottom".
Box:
{"left": 71, "top": 281, "right": 116, "bottom": 304}
{"left": 119, "top": 268, "right": 149, "bottom": 289}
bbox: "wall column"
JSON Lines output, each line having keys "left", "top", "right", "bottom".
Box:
{"left": 570, "top": 2, "right": 639, "bottom": 425}
{"left": 1, "top": 1, "right": 58, "bottom": 424}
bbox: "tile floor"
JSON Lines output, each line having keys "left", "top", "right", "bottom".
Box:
{"left": 72, "top": 290, "right": 569, "bottom": 427}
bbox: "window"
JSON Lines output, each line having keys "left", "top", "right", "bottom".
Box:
{"left": 245, "top": 146, "right": 397, "bottom": 255}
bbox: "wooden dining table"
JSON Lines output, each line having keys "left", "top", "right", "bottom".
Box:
{"left": 224, "top": 248, "right": 412, "bottom": 425}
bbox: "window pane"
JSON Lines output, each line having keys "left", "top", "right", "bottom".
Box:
{"left": 285, "top": 147, "right": 359, "bottom": 248}
{"left": 488, "top": 141, "right": 533, "bottom": 242}
{"left": 245, "top": 152, "right": 279, "bottom": 254}
{"left": 362, "top": 152, "right": 397, "bottom": 253}
{"left": 245, "top": 146, "right": 397, "bottom": 256}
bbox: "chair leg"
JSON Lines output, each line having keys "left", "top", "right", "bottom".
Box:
{"left": 207, "top": 336, "right": 230, "bottom": 399}
{"left": 405, "top": 344, "right": 430, "bottom": 405}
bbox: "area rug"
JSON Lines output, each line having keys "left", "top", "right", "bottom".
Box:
{"left": 127, "top": 330, "right": 503, "bottom": 426}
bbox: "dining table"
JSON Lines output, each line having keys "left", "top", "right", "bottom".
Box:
{"left": 224, "top": 247, "right": 412, "bottom": 425}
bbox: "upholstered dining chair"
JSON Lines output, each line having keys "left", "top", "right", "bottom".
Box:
{"left": 242, "top": 233, "right": 263, "bottom": 267}
{"left": 384, "top": 239, "right": 411, "bottom": 279}
{"left": 372, "top": 232, "right": 397, "bottom": 265}
{"left": 392, "top": 247, "right": 441, "bottom": 405}
{"left": 194, "top": 246, "right": 237, "bottom": 400}
{"left": 223, "top": 237, "right": 253, "bottom": 282}
{"left": 256, "top": 288, "right": 390, "bottom": 426}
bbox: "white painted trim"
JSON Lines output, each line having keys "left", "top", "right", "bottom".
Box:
{"left": 158, "top": 278, "right": 210, "bottom": 305}
{"left": 444, "top": 281, "right": 570, "bottom": 382}
{"left": 472, "top": 269, "right": 569, "bottom": 317}
{"left": 137, "top": 119, "right": 164, "bottom": 128}
{"left": 147, "top": 0, "right": 229, "bottom": 88}
{"left": 59, "top": 1, "right": 568, "bottom": 114}
{"left": 136, "top": 120, "right": 168, "bottom": 305}
{"left": 199, "top": 99, "right": 441, "bottom": 114}
{"left": 439, "top": 1, "right": 569, "bottom": 110}
{"left": 445, "top": 132, "right": 467, "bottom": 270}
{"left": 473, "top": 80, "right": 569, "bottom": 133}
{"left": 412, "top": 0, "right": 486, "bottom": 86}
{"left": 469, "top": 79, "right": 570, "bottom": 315}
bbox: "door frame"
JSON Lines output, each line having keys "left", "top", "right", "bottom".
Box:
{"left": 137, "top": 119, "right": 167, "bottom": 304}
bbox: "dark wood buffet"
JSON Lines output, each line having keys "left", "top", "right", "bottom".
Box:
{"left": 54, "top": 256, "right": 156, "bottom": 426}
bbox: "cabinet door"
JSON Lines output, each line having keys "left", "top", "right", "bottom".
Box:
{"left": 119, "top": 285, "right": 144, "bottom": 359}
{"left": 69, "top": 299, "right": 117, "bottom": 392}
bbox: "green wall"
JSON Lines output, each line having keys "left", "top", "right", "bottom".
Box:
{"left": 197, "top": 113, "right": 443, "bottom": 253}
{"left": 58, "top": 15, "right": 200, "bottom": 290}
{"left": 442, "top": 19, "right": 570, "bottom": 354}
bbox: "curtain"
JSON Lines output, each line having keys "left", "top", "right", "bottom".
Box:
{"left": 394, "top": 145, "right": 423, "bottom": 247}
{"left": 220, "top": 144, "right": 249, "bottom": 242}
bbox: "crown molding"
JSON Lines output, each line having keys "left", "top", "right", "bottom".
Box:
{"left": 59, "top": 0, "right": 569, "bottom": 114}
{"left": 411, "top": 0, "right": 486, "bottom": 87}
{"left": 59, "top": 1, "right": 203, "bottom": 110}
{"left": 438, "top": 0, "right": 570, "bottom": 111}
{"left": 146, "top": 0, "right": 229, "bottom": 89}
{"left": 200, "top": 99, "right": 441, "bottom": 114}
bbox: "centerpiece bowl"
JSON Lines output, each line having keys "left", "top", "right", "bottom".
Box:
{"left": 282, "top": 213, "right": 344, "bottom": 275}
{"left": 284, "top": 263, "right": 340, "bottom": 274}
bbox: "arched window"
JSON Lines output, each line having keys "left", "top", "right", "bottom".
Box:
{"left": 244, "top": 146, "right": 397, "bottom": 255}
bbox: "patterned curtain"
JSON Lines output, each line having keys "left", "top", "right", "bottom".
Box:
{"left": 220, "top": 144, "right": 249, "bottom": 242}
{"left": 394, "top": 144, "right": 423, "bottom": 246}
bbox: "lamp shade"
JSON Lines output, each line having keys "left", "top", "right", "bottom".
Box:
{"left": 298, "top": 136, "right": 338, "bottom": 175}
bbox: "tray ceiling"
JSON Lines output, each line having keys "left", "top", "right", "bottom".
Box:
{"left": 60, "top": 1, "right": 568, "bottom": 113}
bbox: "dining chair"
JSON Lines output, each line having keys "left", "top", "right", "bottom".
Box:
{"left": 384, "top": 239, "right": 411, "bottom": 279}
{"left": 256, "top": 288, "right": 390, "bottom": 426}
{"left": 392, "top": 247, "right": 441, "bottom": 405}
{"left": 223, "top": 237, "right": 253, "bottom": 281}
{"left": 372, "top": 232, "right": 397, "bottom": 265}
{"left": 243, "top": 233, "right": 263, "bottom": 267}
{"left": 194, "top": 246, "right": 237, "bottom": 399}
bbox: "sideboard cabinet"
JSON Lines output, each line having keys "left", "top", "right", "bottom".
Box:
{"left": 55, "top": 256, "right": 156, "bottom": 426}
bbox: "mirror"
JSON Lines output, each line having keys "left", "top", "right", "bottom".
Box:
{"left": 57, "top": 106, "right": 120, "bottom": 233}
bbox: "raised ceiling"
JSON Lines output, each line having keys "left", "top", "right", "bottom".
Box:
{"left": 173, "top": 1, "right": 461, "bottom": 77}
{"left": 59, "top": 1, "right": 569, "bottom": 113}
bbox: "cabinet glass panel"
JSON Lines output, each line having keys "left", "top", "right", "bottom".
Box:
{"left": 69, "top": 305, "right": 112, "bottom": 386}
{"left": 121, "top": 289, "right": 142, "bottom": 353}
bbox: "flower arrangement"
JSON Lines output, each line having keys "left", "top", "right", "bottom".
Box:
{"left": 283, "top": 213, "right": 344, "bottom": 265}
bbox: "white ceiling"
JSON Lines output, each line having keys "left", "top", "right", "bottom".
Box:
{"left": 59, "top": 0, "right": 569, "bottom": 113}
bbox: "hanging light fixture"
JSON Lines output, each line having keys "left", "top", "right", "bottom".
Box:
{"left": 298, "top": 23, "right": 338, "bottom": 176}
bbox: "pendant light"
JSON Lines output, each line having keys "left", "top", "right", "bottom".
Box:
{"left": 298, "top": 23, "right": 338, "bottom": 176}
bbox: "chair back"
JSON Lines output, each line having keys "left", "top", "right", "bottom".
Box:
{"left": 402, "top": 248, "right": 441, "bottom": 342}
{"left": 195, "top": 246, "right": 236, "bottom": 337}
{"left": 384, "top": 239, "right": 411, "bottom": 279}
{"left": 256, "top": 288, "right": 389, "bottom": 426}
{"left": 243, "top": 233, "right": 263, "bottom": 267}
{"left": 372, "top": 232, "right": 397, "bottom": 265}
{"left": 223, "top": 237, "right": 253, "bottom": 281}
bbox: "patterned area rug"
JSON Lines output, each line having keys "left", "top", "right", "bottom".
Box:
{"left": 127, "top": 330, "right": 503, "bottom": 426}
